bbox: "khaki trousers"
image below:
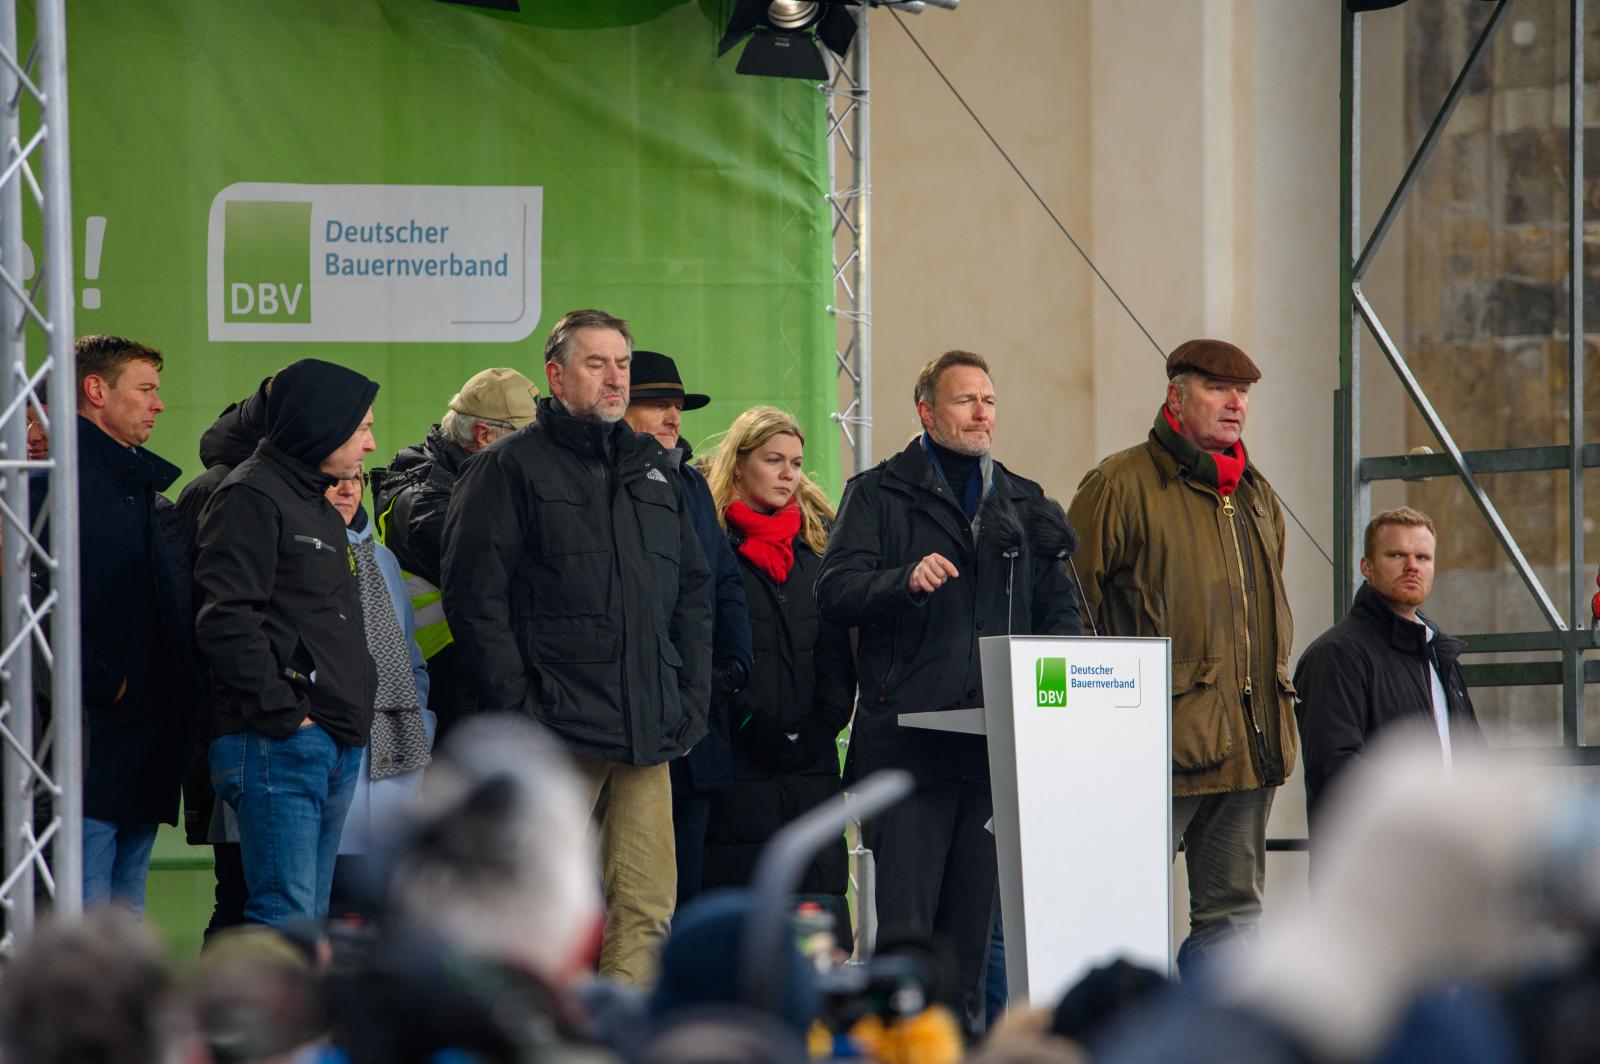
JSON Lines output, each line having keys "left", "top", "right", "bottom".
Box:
{"left": 572, "top": 755, "right": 676, "bottom": 986}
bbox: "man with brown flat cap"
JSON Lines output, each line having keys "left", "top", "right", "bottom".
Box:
{"left": 1067, "top": 338, "right": 1297, "bottom": 977}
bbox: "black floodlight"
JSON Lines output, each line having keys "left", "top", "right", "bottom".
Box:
{"left": 719, "top": 0, "right": 863, "bottom": 81}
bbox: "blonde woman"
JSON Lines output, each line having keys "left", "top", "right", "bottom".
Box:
{"left": 698, "top": 406, "right": 856, "bottom": 950}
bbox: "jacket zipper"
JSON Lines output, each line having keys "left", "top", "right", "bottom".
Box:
{"left": 1220, "top": 494, "right": 1262, "bottom": 736}
{"left": 293, "top": 534, "right": 333, "bottom": 553}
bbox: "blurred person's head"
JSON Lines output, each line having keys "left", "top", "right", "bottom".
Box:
{"left": 650, "top": 890, "right": 818, "bottom": 1036}
{"left": 26, "top": 401, "right": 48, "bottom": 459}
{"left": 0, "top": 909, "right": 201, "bottom": 1064}
{"left": 75, "top": 335, "right": 165, "bottom": 448}
{"left": 701, "top": 406, "right": 835, "bottom": 556}
{"left": 441, "top": 367, "right": 538, "bottom": 453}
{"left": 1361, "top": 507, "right": 1437, "bottom": 622}
{"left": 194, "top": 926, "right": 325, "bottom": 1064}
{"left": 390, "top": 714, "right": 601, "bottom": 984}
{"left": 543, "top": 308, "right": 632, "bottom": 424}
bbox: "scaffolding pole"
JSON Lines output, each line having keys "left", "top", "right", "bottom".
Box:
{"left": 0, "top": 0, "right": 79, "bottom": 953}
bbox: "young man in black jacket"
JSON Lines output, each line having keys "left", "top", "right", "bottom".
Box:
{"left": 1294, "top": 506, "right": 1482, "bottom": 838}
{"left": 817, "top": 350, "right": 1081, "bottom": 1033}
{"left": 72, "top": 335, "right": 201, "bottom": 913}
{"left": 441, "top": 309, "right": 712, "bottom": 986}
{"left": 195, "top": 358, "right": 380, "bottom": 925}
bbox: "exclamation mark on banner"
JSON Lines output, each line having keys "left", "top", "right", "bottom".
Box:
{"left": 81, "top": 216, "right": 106, "bottom": 310}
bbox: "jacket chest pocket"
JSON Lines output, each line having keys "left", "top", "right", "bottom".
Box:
{"left": 533, "top": 478, "right": 606, "bottom": 555}
{"left": 626, "top": 479, "right": 681, "bottom": 564}
{"left": 289, "top": 532, "right": 353, "bottom": 582}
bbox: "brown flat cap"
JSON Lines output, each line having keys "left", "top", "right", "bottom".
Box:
{"left": 1165, "top": 339, "right": 1261, "bottom": 383}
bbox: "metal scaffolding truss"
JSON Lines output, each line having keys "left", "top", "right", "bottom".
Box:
{"left": 827, "top": 9, "right": 872, "bottom": 478}
{"left": 1339, "top": 0, "right": 1599, "bottom": 760}
{"left": 0, "top": 0, "right": 81, "bottom": 951}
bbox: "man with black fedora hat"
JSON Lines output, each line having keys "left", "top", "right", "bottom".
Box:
{"left": 1068, "top": 339, "right": 1297, "bottom": 977}
{"left": 624, "top": 350, "right": 753, "bottom": 906}
{"left": 195, "top": 356, "right": 381, "bottom": 925}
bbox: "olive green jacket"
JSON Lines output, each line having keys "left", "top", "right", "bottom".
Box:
{"left": 1067, "top": 413, "right": 1297, "bottom": 796}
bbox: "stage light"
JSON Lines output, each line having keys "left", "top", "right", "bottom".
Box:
{"left": 719, "top": 0, "right": 863, "bottom": 81}
{"left": 767, "top": 1, "right": 822, "bottom": 30}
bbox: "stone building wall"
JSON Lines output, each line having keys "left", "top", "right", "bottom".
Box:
{"left": 1403, "top": 0, "right": 1600, "bottom": 742}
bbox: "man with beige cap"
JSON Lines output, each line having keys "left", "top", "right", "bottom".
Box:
{"left": 1067, "top": 339, "right": 1297, "bottom": 977}
{"left": 371, "top": 366, "right": 539, "bottom": 738}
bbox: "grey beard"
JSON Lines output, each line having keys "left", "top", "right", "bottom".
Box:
{"left": 930, "top": 427, "right": 990, "bottom": 457}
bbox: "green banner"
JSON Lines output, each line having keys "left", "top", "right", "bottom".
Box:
{"left": 56, "top": 0, "right": 837, "bottom": 490}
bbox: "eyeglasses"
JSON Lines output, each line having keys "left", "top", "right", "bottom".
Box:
{"left": 334, "top": 471, "right": 370, "bottom": 487}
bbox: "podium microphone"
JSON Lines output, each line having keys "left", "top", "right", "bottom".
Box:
{"left": 978, "top": 491, "right": 1025, "bottom": 634}
{"left": 1023, "top": 497, "right": 1096, "bottom": 637}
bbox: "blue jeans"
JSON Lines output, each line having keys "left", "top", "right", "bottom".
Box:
{"left": 209, "top": 724, "right": 361, "bottom": 926}
{"left": 82, "top": 817, "right": 159, "bottom": 914}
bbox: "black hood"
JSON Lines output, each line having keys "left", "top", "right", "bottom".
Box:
{"left": 198, "top": 377, "right": 271, "bottom": 470}
{"left": 267, "top": 359, "right": 380, "bottom": 469}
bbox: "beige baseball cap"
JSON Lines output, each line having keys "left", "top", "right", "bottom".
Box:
{"left": 450, "top": 367, "right": 539, "bottom": 428}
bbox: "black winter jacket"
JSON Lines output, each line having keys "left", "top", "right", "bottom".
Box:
{"left": 440, "top": 397, "right": 713, "bottom": 766}
{"left": 673, "top": 442, "right": 753, "bottom": 794}
{"left": 176, "top": 380, "right": 269, "bottom": 552}
{"left": 75, "top": 417, "right": 201, "bottom": 824}
{"left": 1293, "top": 581, "right": 1483, "bottom": 830}
{"left": 195, "top": 440, "right": 377, "bottom": 747}
{"left": 817, "top": 437, "right": 1082, "bottom": 783}
{"left": 370, "top": 425, "right": 470, "bottom": 588}
{"left": 705, "top": 540, "right": 854, "bottom": 926}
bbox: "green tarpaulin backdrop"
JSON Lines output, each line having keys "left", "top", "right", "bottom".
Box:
{"left": 57, "top": 0, "right": 837, "bottom": 490}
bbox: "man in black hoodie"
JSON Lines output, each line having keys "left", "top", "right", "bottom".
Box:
{"left": 195, "top": 358, "right": 380, "bottom": 925}
{"left": 176, "top": 377, "right": 270, "bottom": 933}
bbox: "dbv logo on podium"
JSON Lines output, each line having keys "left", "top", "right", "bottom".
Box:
{"left": 1035, "top": 657, "right": 1068, "bottom": 708}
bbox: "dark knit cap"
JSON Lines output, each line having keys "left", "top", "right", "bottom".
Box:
{"left": 648, "top": 890, "right": 818, "bottom": 1035}
{"left": 1165, "top": 339, "right": 1261, "bottom": 383}
{"left": 266, "top": 358, "right": 379, "bottom": 468}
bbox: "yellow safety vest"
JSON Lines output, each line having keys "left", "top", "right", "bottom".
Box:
{"left": 377, "top": 495, "right": 454, "bottom": 659}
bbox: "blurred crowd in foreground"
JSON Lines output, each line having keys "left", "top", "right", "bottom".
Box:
{"left": 4, "top": 721, "right": 1600, "bottom": 1064}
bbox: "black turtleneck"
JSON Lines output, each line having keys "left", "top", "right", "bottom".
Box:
{"left": 927, "top": 436, "right": 981, "bottom": 518}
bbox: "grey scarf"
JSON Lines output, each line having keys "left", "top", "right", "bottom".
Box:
{"left": 354, "top": 536, "right": 430, "bottom": 780}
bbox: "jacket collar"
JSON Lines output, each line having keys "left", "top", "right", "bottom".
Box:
{"left": 423, "top": 425, "right": 473, "bottom": 477}
{"left": 1148, "top": 409, "right": 1260, "bottom": 490}
{"left": 883, "top": 435, "right": 1026, "bottom": 503}
{"left": 77, "top": 414, "right": 181, "bottom": 492}
{"left": 539, "top": 395, "right": 635, "bottom": 462}
{"left": 255, "top": 437, "right": 336, "bottom": 497}
{"left": 1351, "top": 581, "right": 1463, "bottom": 663}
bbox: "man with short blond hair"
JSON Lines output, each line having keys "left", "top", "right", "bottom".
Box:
{"left": 72, "top": 334, "right": 200, "bottom": 912}
{"left": 1068, "top": 338, "right": 1297, "bottom": 976}
{"left": 442, "top": 309, "right": 712, "bottom": 984}
{"left": 819, "top": 348, "right": 1081, "bottom": 1031}
{"left": 1294, "top": 506, "right": 1481, "bottom": 838}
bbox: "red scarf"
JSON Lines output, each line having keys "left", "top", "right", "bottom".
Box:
{"left": 1161, "top": 405, "right": 1246, "bottom": 496}
{"left": 725, "top": 500, "right": 802, "bottom": 583}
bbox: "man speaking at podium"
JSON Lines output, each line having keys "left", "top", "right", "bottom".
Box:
{"left": 818, "top": 350, "right": 1081, "bottom": 1033}
{"left": 1068, "top": 339, "right": 1297, "bottom": 977}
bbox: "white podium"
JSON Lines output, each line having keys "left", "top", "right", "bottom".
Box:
{"left": 898, "top": 635, "right": 1171, "bottom": 1005}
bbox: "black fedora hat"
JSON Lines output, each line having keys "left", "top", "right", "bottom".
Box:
{"left": 630, "top": 350, "right": 710, "bottom": 411}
